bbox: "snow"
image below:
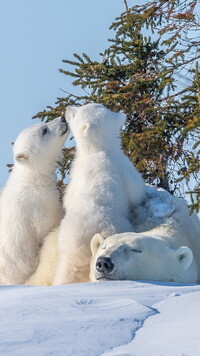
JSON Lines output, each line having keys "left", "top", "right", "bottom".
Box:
{"left": 0, "top": 281, "right": 200, "bottom": 355}
{"left": 132, "top": 185, "right": 177, "bottom": 232}
{"left": 146, "top": 186, "right": 175, "bottom": 218}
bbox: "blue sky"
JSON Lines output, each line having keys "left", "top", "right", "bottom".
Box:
{"left": 0, "top": 0, "right": 131, "bottom": 187}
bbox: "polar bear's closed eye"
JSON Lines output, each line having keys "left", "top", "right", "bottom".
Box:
{"left": 90, "top": 232, "right": 198, "bottom": 283}
{"left": 131, "top": 248, "right": 142, "bottom": 253}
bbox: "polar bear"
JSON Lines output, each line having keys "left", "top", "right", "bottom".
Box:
{"left": 0, "top": 116, "right": 69, "bottom": 284}
{"left": 27, "top": 228, "right": 59, "bottom": 286}
{"left": 90, "top": 232, "right": 198, "bottom": 283}
{"left": 27, "top": 184, "right": 200, "bottom": 286}
{"left": 53, "top": 103, "right": 146, "bottom": 285}
{"left": 90, "top": 194, "right": 200, "bottom": 283}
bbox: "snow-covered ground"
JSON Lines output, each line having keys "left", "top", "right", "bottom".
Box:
{"left": 0, "top": 281, "right": 200, "bottom": 356}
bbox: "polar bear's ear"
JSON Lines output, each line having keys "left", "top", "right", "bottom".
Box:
{"left": 175, "top": 246, "right": 193, "bottom": 270}
{"left": 91, "top": 233, "right": 105, "bottom": 256}
{"left": 15, "top": 153, "right": 29, "bottom": 162}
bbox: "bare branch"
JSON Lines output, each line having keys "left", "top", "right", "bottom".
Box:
{"left": 123, "top": 0, "right": 129, "bottom": 12}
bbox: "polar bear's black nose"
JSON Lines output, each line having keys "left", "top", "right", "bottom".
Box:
{"left": 96, "top": 257, "right": 114, "bottom": 273}
{"left": 61, "top": 114, "right": 66, "bottom": 123}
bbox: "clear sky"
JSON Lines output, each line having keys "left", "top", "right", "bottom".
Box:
{"left": 0, "top": 0, "right": 133, "bottom": 187}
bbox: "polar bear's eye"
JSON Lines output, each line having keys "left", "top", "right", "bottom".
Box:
{"left": 131, "top": 248, "right": 142, "bottom": 253}
{"left": 42, "top": 127, "right": 48, "bottom": 136}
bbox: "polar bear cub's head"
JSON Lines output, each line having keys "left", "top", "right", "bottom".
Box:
{"left": 14, "top": 116, "right": 69, "bottom": 173}
{"left": 90, "top": 232, "right": 198, "bottom": 283}
{"left": 64, "top": 103, "right": 126, "bottom": 149}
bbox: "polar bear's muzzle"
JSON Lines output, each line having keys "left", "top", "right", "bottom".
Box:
{"left": 59, "top": 114, "right": 69, "bottom": 136}
{"left": 95, "top": 256, "right": 115, "bottom": 281}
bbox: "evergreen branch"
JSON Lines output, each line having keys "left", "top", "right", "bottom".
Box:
{"left": 59, "top": 88, "right": 81, "bottom": 101}
{"left": 33, "top": 0, "right": 200, "bottom": 210}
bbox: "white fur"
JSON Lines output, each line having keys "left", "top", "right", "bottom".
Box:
{"left": 27, "top": 187, "right": 200, "bottom": 286}
{"left": 90, "top": 196, "right": 200, "bottom": 283}
{"left": 53, "top": 103, "right": 145, "bottom": 284}
{"left": 133, "top": 190, "right": 200, "bottom": 274}
{"left": 0, "top": 117, "right": 69, "bottom": 284}
{"left": 90, "top": 232, "right": 198, "bottom": 283}
{"left": 27, "top": 228, "right": 59, "bottom": 286}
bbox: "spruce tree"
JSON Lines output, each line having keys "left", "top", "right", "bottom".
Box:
{"left": 34, "top": 0, "right": 200, "bottom": 211}
{"left": 178, "top": 62, "right": 200, "bottom": 213}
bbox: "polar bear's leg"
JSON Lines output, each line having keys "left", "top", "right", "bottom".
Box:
{"left": 53, "top": 249, "right": 90, "bottom": 285}
{"left": 53, "top": 215, "right": 92, "bottom": 284}
{"left": 53, "top": 254, "right": 76, "bottom": 284}
{"left": 53, "top": 239, "right": 91, "bottom": 284}
{"left": 27, "top": 228, "right": 59, "bottom": 286}
{"left": 53, "top": 244, "right": 91, "bottom": 285}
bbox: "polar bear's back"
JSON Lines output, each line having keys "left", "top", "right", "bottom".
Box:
{"left": 168, "top": 196, "right": 200, "bottom": 261}
{"left": 135, "top": 187, "right": 200, "bottom": 276}
{"left": 65, "top": 152, "right": 133, "bottom": 223}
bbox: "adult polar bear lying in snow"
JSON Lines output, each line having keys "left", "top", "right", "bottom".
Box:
{"left": 90, "top": 193, "right": 200, "bottom": 283}
{"left": 28, "top": 103, "right": 145, "bottom": 285}
{"left": 0, "top": 116, "right": 69, "bottom": 284}
{"left": 27, "top": 186, "right": 200, "bottom": 285}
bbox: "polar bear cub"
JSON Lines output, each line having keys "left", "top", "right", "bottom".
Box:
{"left": 53, "top": 103, "right": 145, "bottom": 284}
{"left": 0, "top": 116, "right": 69, "bottom": 284}
{"left": 90, "top": 232, "right": 198, "bottom": 283}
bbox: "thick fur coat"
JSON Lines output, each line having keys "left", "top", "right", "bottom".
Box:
{"left": 0, "top": 117, "right": 69, "bottom": 284}
{"left": 53, "top": 103, "right": 145, "bottom": 284}
{"left": 90, "top": 194, "right": 200, "bottom": 283}
{"left": 28, "top": 187, "right": 200, "bottom": 285}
